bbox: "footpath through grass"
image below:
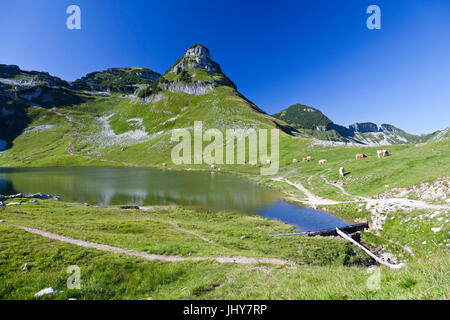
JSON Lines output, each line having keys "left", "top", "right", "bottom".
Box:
{"left": 0, "top": 200, "right": 448, "bottom": 299}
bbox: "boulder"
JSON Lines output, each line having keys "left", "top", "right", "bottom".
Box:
{"left": 119, "top": 205, "right": 140, "bottom": 210}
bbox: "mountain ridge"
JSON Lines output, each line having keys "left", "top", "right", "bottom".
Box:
{"left": 272, "top": 103, "right": 438, "bottom": 145}
{"left": 0, "top": 44, "right": 296, "bottom": 156}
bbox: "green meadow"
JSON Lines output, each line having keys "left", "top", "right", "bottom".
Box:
{"left": 0, "top": 200, "right": 447, "bottom": 300}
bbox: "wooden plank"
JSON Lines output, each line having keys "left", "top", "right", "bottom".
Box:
{"left": 270, "top": 223, "right": 368, "bottom": 238}
{"left": 269, "top": 232, "right": 307, "bottom": 237}
{"left": 336, "top": 227, "right": 405, "bottom": 269}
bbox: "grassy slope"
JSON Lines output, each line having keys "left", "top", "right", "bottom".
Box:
{"left": 1, "top": 88, "right": 448, "bottom": 199}
{"left": 0, "top": 200, "right": 447, "bottom": 300}
{"left": 274, "top": 137, "right": 450, "bottom": 198}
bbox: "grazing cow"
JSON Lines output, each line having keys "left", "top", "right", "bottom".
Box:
{"left": 306, "top": 156, "right": 313, "bottom": 161}
{"left": 355, "top": 153, "right": 368, "bottom": 159}
{"left": 318, "top": 159, "right": 327, "bottom": 164}
{"left": 292, "top": 158, "right": 298, "bottom": 163}
{"left": 377, "top": 149, "right": 390, "bottom": 158}
{"left": 211, "top": 164, "right": 216, "bottom": 169}
{"left": 266, "top": 159, "right": 271, "bottom": 164}
{"left": 339, "top": 167, "right": 345, "bottom": 177}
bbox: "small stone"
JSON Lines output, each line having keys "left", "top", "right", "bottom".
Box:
{"left": 34, "top": 287, "right": 60, "bottom": 298}
{"left": 240, "top": 235, "right": 246, "bottom": 240}
{"left": 22, "top": 263, "right": 31, "bottom": 271}
{"left": 7, "top": 202, "right": 21, "bottom": 206}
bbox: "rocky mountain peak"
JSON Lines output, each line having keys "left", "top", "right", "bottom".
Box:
{"left": 144, "top": 44, "right": 237, "bottom": 97}
{"left": 184, "top": 44, "right": 211, "bottom": 59}
{"left": 167, "top": 44, "right": 223, "bottom": 74}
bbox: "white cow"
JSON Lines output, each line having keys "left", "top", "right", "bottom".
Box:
{"left": 377, "top": 149, "right": 390, "bottom": 158}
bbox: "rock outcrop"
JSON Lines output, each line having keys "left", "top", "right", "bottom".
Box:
{"left": 380, "top": 124, "right": 399, "bottom": 133}
{"left": 167, "top": 45, "right": 223, "bottom": 74}
{"left": 71, "top": 67, "right": 161, "bottom": 93}
{"left": 161, "top": 44, "right": 236, "bottom": 95}
{"left": 348, "top": 122, "right": 379, "bottom": 133}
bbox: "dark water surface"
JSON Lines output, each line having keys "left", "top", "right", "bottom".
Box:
{"left": 0, "top": 167, "right": 350, "bottom": 232}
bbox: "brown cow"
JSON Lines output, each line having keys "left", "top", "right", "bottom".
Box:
{"left": 355, "top": 153, "right": 368, "bottom": 159}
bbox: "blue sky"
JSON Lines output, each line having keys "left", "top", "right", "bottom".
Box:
{"left": 0, "top": 0, "right": 449, "bottom": 134}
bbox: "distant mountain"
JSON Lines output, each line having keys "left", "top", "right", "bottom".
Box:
{"left": 272, "top": 104, "right": 434, "bottom": 145}
{"left": 428, "top": 127, "right": 450, "bottom": 142}
{"left": 272, "top": 104, "right": 332, "bottom": 130}
{"left": 71, "top": 67, "right": 161, "bottom": 93}
{"left": 0, "top": 64, "right": 70, "bottom": 88}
